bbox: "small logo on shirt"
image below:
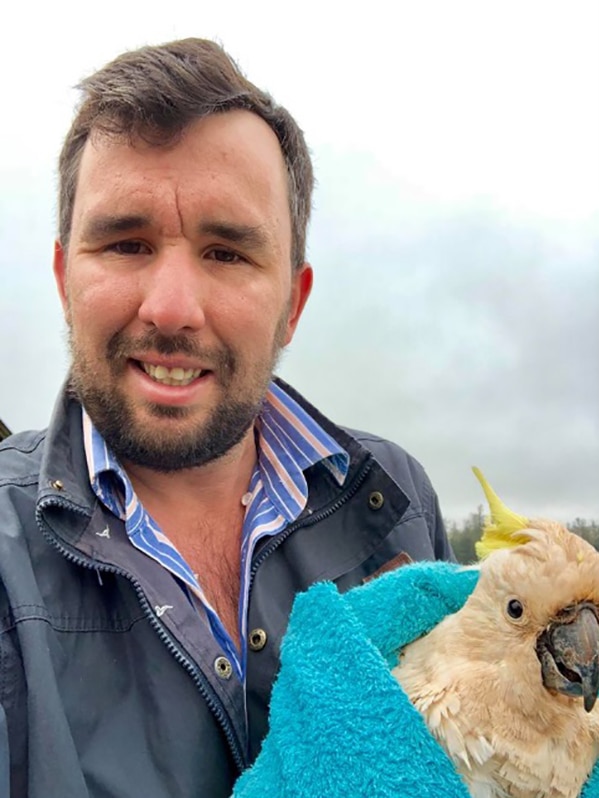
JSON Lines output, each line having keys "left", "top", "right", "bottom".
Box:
{"left": 155, "top": 605, "right": 174, "bottom": 618}
{"left": 96, "top": 526, "right": 111, "bottom": 539}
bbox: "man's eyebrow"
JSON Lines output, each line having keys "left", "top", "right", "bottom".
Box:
{"left": 81, "top": 214, "right": 151, "bottom": 242}
{"left": 199, "top": 221, "right": 270, "bottom": 250}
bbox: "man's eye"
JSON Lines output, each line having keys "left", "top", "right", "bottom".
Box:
{"left": 106, "top": 240, "right": 150, "bottom": 255}
{"left": 206, "top": 248, "right": 242, "bottom": 264}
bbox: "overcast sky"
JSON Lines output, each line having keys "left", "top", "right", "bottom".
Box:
{"left": 1, "top": 0, "right": 597, "bottom": 523}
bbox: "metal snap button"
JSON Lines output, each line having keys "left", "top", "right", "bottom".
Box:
{"left": 50, "top": 479, "right": 64, "bottom": 491}
{"left": 248, "top": 628, "right": 267, "bottom": 651}
{"left": 214, "top": 656, "right": 233, "bottom": 680}
{"left": 368, "top": 491, "right": 384, "bottom": 510}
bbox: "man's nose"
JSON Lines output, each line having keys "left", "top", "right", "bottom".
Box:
{"left": 137, "top": 249, "right": 207, "bottom": 335}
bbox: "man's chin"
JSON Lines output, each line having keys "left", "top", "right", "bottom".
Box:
{"left": 114, "top": 424, "right": 252, "bottom": 472}
{"left": 143, "top": 402, "right": 195, "bottom": 421}
{"left": 89, "top": 398, "right": 258, "bottom": 472}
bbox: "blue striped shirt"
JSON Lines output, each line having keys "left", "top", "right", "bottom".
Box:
{"left": 82, "top": 381, "right": 349, "bottom": 680}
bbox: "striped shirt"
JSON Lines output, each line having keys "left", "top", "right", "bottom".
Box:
{"left": 82, "top": 380, "right": 349, "bottom": 680}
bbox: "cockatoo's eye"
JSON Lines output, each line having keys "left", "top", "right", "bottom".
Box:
{"left": 507, "top": 598, "right": 524, "bottom": 619}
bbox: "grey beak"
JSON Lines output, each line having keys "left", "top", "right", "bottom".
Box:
{"left": 538, "top": 604, "right": 599, "bottom": 713}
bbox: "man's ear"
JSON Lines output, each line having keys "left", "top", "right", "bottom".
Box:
{"left": 53, "top": 240, "right": 69, "bottom": 314}
{"left": 284, "top": 263, "right": 313, "bottom": 346}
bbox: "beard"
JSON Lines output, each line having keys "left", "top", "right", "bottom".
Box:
{"left": 68, "top": 321, "right": 287, "bottom": 472}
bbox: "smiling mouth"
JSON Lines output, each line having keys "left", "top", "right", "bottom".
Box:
{"left": 136, "top": 361, "right": 210, "bottom": 387}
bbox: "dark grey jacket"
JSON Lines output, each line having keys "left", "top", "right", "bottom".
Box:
{"left": 0, "top": 381, "right": 453, "bottom": 798}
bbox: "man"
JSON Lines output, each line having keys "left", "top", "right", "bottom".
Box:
{"left": 0, "top": 38, "right": 453, "bottom": 797}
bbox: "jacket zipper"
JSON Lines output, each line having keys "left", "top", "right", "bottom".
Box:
{"left": 35, "top": 497, "right": 247, "bottom": 772}
{"left": 248, "top": 456, "right": 374, "bottom": 586}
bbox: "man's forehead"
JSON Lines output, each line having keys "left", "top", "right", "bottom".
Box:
{"left": 77, "top": 109, "right": 274, "bottom": 172}
{"left": 82, "top": 109, "right": 286, "bottom": 167}
{"left": 74, "top": 111, "right": 290, "bottom": 207}
{"left": 73, "top": 122, "right": 291, "bottom": 251}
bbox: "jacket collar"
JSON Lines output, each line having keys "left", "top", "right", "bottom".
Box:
{"left": 38, "top": 382, "right": 97, "bottom": 515}
{"left": 38, "top": 378, "right": 409, "bottom": 532}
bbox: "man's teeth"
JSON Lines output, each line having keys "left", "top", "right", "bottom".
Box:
{"left": 141, "top": 363, "right": 203, "bottom": 386}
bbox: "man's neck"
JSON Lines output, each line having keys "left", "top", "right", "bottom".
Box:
{"left": 122, "top": 426, "right": 258, "bottom": 516}
{"left": 121, "top": 428, "right": 258, "bottom": 649}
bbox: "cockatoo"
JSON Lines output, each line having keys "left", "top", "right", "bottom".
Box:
{"left": 392, "top": 468, "right": 599, "bottom": 798}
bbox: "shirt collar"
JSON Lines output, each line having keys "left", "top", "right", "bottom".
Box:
{"left": 82, "top": 409, "right": 127, "bottom": 520}
{"left": 256, "top": 381, "right": 349, "bottom": 520}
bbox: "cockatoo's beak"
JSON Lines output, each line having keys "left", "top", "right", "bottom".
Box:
{"left": 536, "top": 603, "right": 599, "bottom": 712}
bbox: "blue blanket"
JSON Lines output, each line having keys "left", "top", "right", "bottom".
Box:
{"left": 233, "top": 561, "right": 599, "bottom": 797}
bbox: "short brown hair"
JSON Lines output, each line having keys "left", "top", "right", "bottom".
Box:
{"left": 58, "top": 38, "right": 314, "bottom": 268}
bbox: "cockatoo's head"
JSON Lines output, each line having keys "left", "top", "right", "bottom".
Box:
{"left": 470, "top": 468, "right": 599, "bottom": 713}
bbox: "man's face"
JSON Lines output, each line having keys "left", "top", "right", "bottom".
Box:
{"left": 54, "top": 111, "right": 312, "bottom": 471}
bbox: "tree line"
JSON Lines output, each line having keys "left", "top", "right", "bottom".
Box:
{"left": 447, "top": 506, "right": 599, "bottom": 564}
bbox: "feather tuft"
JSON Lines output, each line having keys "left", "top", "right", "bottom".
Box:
{"left": 472, "top": 467, "right": 531, "bottom": 559}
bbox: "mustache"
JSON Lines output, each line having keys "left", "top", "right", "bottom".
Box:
{"left": 105, "top": 330, "right": 236, "bottom": 374}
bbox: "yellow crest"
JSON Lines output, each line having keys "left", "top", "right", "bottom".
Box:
{"left": 472, "top": 467, "right": 531, "bottom": 559}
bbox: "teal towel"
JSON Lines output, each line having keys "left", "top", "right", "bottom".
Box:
{"left": 233, "top": 561, "right": 599, "bottom": 797}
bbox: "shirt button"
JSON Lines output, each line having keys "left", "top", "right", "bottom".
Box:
{"left": 241, "top": 491, "right": 252, "bottom": 506}
{"left": 248, "top": 628, "right": 268, "bottom": 651}
{"left": 214, "top": 656, "right": 233, "bottom": 680}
